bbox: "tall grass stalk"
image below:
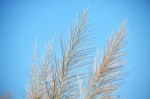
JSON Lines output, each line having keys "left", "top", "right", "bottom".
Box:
{"left": 27, "top": 9, "right": 127, "bottom": 99}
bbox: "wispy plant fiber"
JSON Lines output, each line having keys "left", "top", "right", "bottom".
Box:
{"left": 26, "top": 10, "right": 127, "bottom": 99}
{"left": 86, "top": 25, "right": 126, "bottom": 99}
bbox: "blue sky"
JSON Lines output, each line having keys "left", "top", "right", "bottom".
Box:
{"left": 0, "top": 0, "right": 150, "bottom": 99}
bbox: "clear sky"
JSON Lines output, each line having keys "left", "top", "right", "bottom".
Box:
{"left": 0, "top": 0, "right": 150, "bottom": 99}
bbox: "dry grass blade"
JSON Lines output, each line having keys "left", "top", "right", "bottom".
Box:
{"left": 38, "top": 43, "right": 56, "bottom": 99}
{"left": 27, "top": 9, "right": 94, "bottom": 99}
{"left": 27, "top": 41, "right": 57, "bottom": 99}
{"left": 27, "top": 40, "right": 39, "bottom": 99}
{"left": 26, "top": 9, "right": 128, "bottom": 99}
{"left": 58, "top": 9, "right": 94, "bottom": 99}
{"left": 86, "top": 25, "right": 127, "bottom": 99}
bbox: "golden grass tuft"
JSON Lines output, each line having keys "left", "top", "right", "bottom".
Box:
{"left": 86, "top": 25, "right": 126, "bottom": 99}
{"left": 26, "top": 9, "right": 127, "bottom": 99}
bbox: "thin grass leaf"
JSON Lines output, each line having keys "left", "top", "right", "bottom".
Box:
{"left": 86, "top": 25, "right": 127, "bottom": 99}
{"left": 58, "top": 9, "right": 94, "bottom": 99}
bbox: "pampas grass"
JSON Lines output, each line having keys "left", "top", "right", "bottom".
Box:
{"left": 86, "top": 26, "right": 126, "bottom": 99}
{"left": 26, "top": 9, "right": 127, "bottom": 99}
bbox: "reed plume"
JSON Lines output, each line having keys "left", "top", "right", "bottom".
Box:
{"left": 26, "top": 9, "right": 127, "bottom": 99}
{"left": 27, "top": 40, "right": 57, "bottom": 99}
{"left": 86, "top": 25, "right": 126, "bottom": 99}
{"left": 27, "top": 41, "right": 39, "bottom": 99}
{"left": 57, "top": 9, "right": 94, "bottom": 99}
